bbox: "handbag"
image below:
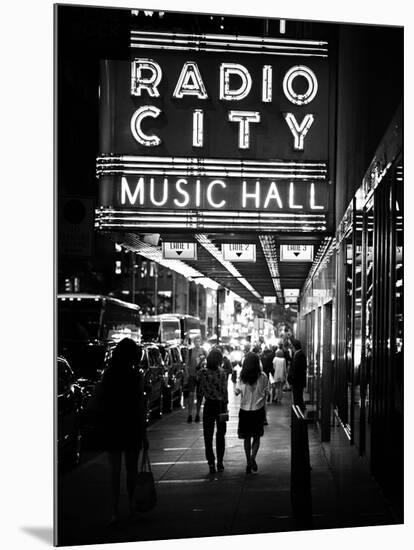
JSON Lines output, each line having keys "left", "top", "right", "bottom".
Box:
{"left": 135, "top": 450, "right": 157, "bottom": 513}
{"left": 218, "top": 401, "right": 229, "bottom": 423}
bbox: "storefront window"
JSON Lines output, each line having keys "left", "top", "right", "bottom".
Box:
{"left": 362, "top": 197, "right": 374, "bottom": 459}
{"left": 393, "top": 164, "right": 403, "bottom": 415}
{"left": 352, "top": 205, "right": 363, "bottom": 450}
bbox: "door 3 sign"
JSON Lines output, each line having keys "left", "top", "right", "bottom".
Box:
{"left": 162, "top": 242, "right": 197, "bottom": 260}
{"left": 280, "top": 244, "right": 314, "bottom": 261}
{"left": 222, "top": 243, "right": 256, "bottom": 262}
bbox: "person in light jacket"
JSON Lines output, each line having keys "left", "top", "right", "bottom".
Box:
{"left": 235, "top": 352, "right": 269, "bottom": 474}
{"left": 272, "top": 343, "right": 287, "bottom": 403}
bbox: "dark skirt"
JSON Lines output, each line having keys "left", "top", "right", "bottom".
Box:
{"left": 237, "top": 407, "right": 265, "bottom": 439}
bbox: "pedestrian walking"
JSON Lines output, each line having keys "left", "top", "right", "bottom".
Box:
{"left": 100, "top": 338, "right": 148, "bottom": 523}
{"left": 199, "top": 348, "right": 228, "bottom": 473}
{"left": 184, "top": 336, "right": 207, "bottom": 423}
{"left": 260, "top": 346, "right": 275, "bottom": 403}
{"left": 287, "top": 338, "right": 307, "bottom": 412}
{"left": 235, "top": 352, "right": 270, "bottom": 474}
{"left": 231, "top": 362, "right": 242, "bottom": 390}
{"left": 272, "top": 342, "right": 287, "bottom": 403}
{"left": 282, "top": 339, "right": 292, "bottom": 392}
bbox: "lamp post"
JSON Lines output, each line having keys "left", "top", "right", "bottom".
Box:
{"left": 131, "top": 251, "right": 136, "bottom": 303}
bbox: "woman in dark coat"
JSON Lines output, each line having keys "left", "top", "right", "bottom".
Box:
{"left": 100, "top": 338, "right": 147, "bottom": 522}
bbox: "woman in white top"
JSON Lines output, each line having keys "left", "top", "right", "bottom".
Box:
{"left": 272, "top": 343, "right": 287, "bottom": 404}
{"left": 235, "top": 352, "right": 270, "bottom": 474}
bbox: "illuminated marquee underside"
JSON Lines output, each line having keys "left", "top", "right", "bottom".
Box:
{"left": 95, "top": 208, "right": 327, "bottom": 232}
{"left": 130, "top": 31, "right": 329, "bottom": 58}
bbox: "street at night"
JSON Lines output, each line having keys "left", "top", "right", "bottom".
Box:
{"left": 54, "top": 3, "right": 404, "bottom": 548}
{"left": 58, "top": 384, "right": 396, "bottom": 546}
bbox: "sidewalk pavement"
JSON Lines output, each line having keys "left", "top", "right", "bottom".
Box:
{"left": 57, "top": 384, "right": 397, "bottom": 546}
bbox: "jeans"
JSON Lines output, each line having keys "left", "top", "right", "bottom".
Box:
{"left": 203, "top": 399, "right": 227, "bottom": 465}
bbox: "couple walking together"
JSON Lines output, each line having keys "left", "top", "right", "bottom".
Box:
{"left": 200, "top": 340, "right": 307, "bottom": 474}
{"left": 199, "top": 349, "right": 270, "bottom": 474}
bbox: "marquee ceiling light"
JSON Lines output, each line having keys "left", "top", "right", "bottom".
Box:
{"left": 121, "top": 237, "right": 221, "bottom": 291}
{"left": 95, "top": 208, "right": 327, "bottom": 232}
{"left": 195, "top": 234, "right": 262, "bottom": 300}
{"left": 303, "top": 236, "right": 334, "bottom": 293}
{"left": 259, "top": 235, "right": 283, "bottom": 302}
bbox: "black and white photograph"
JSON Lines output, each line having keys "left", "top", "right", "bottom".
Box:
{"left": 2, "top": 1, "right": 411, "bottom": 549}
{"left": 52, "top": 2, "right": 404, "bottom": 546}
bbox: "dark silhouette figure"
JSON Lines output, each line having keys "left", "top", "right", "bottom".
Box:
{"left": 100, "top": 338, "right": 147, "bottom": 523}
{"left": 199, "top": 348, "right": 228, "bottom": 473}
{"left": 288, "top": 339, "right": 307, "bottom": 412}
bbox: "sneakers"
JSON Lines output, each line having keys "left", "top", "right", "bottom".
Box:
{"left": 194, "top": 414, "right": 200, "bottom": 423}
{"left": 187, "top": 415, "right": 193, "bottom": 423}
{"left": 217, "top": 462, "right": 224, "bottom": 472}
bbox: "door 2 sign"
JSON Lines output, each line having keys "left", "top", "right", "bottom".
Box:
{"left": 222, "top": 244, "right": 256, "bottom": 262}
{"left": 280, "top": 244, "right": 314, "bottom": 261}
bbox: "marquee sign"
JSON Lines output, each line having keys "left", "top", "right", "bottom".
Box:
{"left": 96, "top": 30, "right": 332, "bottom": 233}
{"left": 280, "top": 244, "right": 314, "bottom": 261}
{"left": 162, "top": 242, "right": 197, "bottom": 260}
{"left": 222, "top": 243, "right": 256, "bottom": 262}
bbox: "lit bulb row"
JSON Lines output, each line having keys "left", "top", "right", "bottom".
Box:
{"left": 195, "top": 234, "right": 262, "bottom": 300}
{"left": 119, "top": 238, "right": 221, "bottom": 291}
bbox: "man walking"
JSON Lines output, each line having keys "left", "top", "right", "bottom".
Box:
{"left": 287, "top": 339, "right": 307, "bottom": 412}
{"left": 185, "top": 336, "right": 206, "bottom": 423}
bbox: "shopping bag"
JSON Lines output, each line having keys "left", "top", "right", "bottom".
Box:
{"left": 135, "top": 451, "right": 157, "bottom": 513}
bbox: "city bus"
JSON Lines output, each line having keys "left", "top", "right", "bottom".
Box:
{"left": 57, "top": 294, "right": 141, "bottom": 380}
{"left": 141, "top": 314, "right": 201, "bottom": 345}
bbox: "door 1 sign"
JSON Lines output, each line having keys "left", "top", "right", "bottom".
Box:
{"left": 222, "top": 243, "right": 256, "bottom": 262}
{"left": 280, "top": 245, "right": 314, "bottom": 262}
{"left": 162, "top": 242, "right": 197, "bottom": 260}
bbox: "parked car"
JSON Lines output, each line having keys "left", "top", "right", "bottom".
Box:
{"left": 158, "top": 343, "right": 185, "bottom": 411}
{"left": 137, "top": 343, "right": 167, "bottom": 421}
{"left": 57, "top": 356, "right": 84, "bottom": 466}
